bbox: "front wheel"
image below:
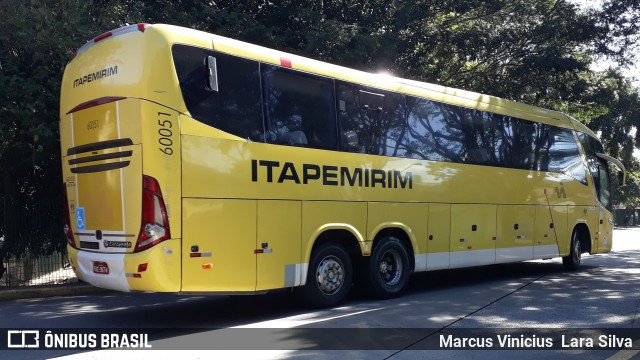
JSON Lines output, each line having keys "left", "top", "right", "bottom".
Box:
{"left": 364, "top": 236, "right": 411, "bottom": 299}
{"left": 299, "top": 243, "right": 353, "bottom": 308}
{"left": 562, "top": 230, "right": 582, "bottom": 270}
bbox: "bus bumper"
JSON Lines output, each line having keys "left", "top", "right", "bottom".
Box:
{"left": 67, "top": 239, "right": 181, "bottom": 292}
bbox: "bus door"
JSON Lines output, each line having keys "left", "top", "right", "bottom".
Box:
{"left": 594, "top": 162, "right": 614, "bottom": 252}
{"left": 588, "top": 147, "right": 623, "bottom": 253}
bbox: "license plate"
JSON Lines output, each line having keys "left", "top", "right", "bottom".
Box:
{"left": 93, "top": 261, "right": 109, "bottom": 275}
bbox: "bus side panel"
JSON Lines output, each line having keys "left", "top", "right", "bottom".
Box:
{"left": 256, "top": 200, "right": 302, "bottom": 291}
{"left": 366, "top": 202, "right": 427, "bottom": 264}
{"left": 302, "top": 201, "right": 367, "bottom": 262}
{"left": 142, "top": 106, "right": 182, "bottom": 238}
{"left": 126, "top": 238, "right": 181, "bottom": 291}
{"left": 181, "top": 198, "right": 257, "bottom": 292}
{"left": 426, "top": 203, "right": 451, "bottom": 271}
{"left": 552, "top": 206, "right": 570, "bottom": 257}
{"left": 534, "top": 205, "right": 559, "bottom": 258}
{"left": 495, "top": 205, "right": 534, "bottom": 263}
{"left": 449, "top": 204, "right": 497, "bottom": 268}
{"left": 596, "top": 208, "right": 614, "bottom": 253}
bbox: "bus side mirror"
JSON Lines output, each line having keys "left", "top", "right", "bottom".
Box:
{"left": 595, "top": 152, "right": 625, "bottom": 186}
{"left": 619, "top": 171, "right": 626, "bottom": 186}
{"left": 207, "top": 56, "right": 219, "bottom": 92}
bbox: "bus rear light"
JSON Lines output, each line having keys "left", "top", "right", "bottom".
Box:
{"left": 63, "top": 185, "right": 77, "bottom": 248}
{"left": 94, "top": 32, "right": 113, "bottom": 42}
{"left": 280, "top": 57, "right": 292, "bottom": 68}
{"left": 135, "top": 175, "right": 171, "bottom": 253}
{"left": 137, "top": 23, "right": 148, "bottom": 32}
{"left": 137, "top": 263, "right": 148, "bottom": 272}
{"left": 67, "top": 96, "right": 126, "bottom": 114}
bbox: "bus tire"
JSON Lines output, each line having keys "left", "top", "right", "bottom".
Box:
{"left": 365, "top": 236, "right": 410, "bottom": 299}
{"left": 562, "top": 230, "right": 582, "bottom": 271}
{"left": 299, "top": 243, "right": 353, "bottom": 308}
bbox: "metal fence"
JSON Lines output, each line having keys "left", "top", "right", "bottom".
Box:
{"left": 1, "top": 250, "right": 76, "bottom": 287}
{"left": 0, "top": 196, "right": 77, "bottom": 287}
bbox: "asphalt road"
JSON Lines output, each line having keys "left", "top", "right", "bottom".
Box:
{"left": 2, "top": 228, "right": 640, "bottom": 359}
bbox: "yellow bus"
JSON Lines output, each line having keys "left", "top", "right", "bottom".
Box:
{"left": 60, "top": 23, "right": 624, "bottom": 307}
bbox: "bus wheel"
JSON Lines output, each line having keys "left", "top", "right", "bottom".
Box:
{"left": 562, "top": 230, "right": 582, "bottom": 271}
{"left": 300, "top": 243, "right": 353, "bottom": 308}
{"left": 365, "top": 236, "right": 410, "bottom": 299}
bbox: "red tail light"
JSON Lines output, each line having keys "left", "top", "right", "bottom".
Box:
{"left": 94, "top": 31, "right": 113, "bottom": 42}
{"left": 135, "top": 175, "right": 171, "bottom": 252}
{"left": 63, "top": 185, "right": 77, "bottom": 248}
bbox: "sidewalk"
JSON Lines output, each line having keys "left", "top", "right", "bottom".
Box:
{"left": 0, "top": 282, "right": 109, "bottom": 301}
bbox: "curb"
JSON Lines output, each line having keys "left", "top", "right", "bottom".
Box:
{"left": 0, "top": 283, "right": 110, "bottom": 301}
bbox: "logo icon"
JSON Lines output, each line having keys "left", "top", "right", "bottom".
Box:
{"left": 7, "top": 330, "right": 39, "bottom": 348}
{"left": 75, "top": 207, "right": 86, "bottom": 230}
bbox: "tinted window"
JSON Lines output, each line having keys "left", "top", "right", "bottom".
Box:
{"left": 460, "top": 110, "right": 499, "bottom": 166}
{"left": 578, "top": 132, "right": 610, "bottom": 200}
{"left": 172, "top": 45, "right": 264, "bottom": 141}
{"left": 597, "top": 165, "right": 612, "bottom": 210}
{"left": 547, "top": 128, "right": 586, "bottom": 183}
{"left": 402, "top": 97, "right": 464, "bottom": 162}
{"left": 578, "top": 131, "right": 602, "bottom": 175}
{"left": 505, "top": 118, "right": 539, "bottom": 170}
{"left": 337, "top": 82, "right": 406, "bottom": 156}
{"left": 262, "top": 65, "right": 337, "bottom": 150}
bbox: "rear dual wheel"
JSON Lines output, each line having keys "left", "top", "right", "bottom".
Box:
{"left": 299, "top": 236, "right": 411, "bottom": 307}
{"left": 364, "top": 236, "right": 411, "bottom": 299}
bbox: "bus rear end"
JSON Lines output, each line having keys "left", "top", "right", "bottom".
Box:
{"left": 60, "top": 24, "right": 181, "bottom": 292}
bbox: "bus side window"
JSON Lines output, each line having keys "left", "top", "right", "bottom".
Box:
{"left": 336, "top": 82, "right": 405, "bottom": 156}
{"left": 337, "top": 83, "right": 365, "bottom": 153}
{"left": 402, "top": 97, "right": 464, "bottom": 162}
{"left": 172, "top": 45, "right": 264, "bottom": 141}
{"left": 547, "top": 127, "right": 587, "bottom": 184}
{"left": 487, "top": 113, "right": 512, "bottom": 168}
{"left": 262, "top": 65, "right": 338, "bottom": 151}
{"left": 578, "top": 131, "right": 611, "bottom": 205}
{"left": 460, "top": 109, "right": 496, "bottom": 166}
{"left": 597, "top": 164, "right": 612, "bottom": 210}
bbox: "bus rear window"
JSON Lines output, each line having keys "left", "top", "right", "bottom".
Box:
{"left": 172, "top": 44, "right": 264, "bottom": 141}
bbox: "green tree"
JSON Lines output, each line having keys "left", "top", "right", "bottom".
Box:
{"left": 580, "top": 70, "right": 640, "bottom": 208}
{"left": 0, "top": 0, "right": 116, "bottom": 258}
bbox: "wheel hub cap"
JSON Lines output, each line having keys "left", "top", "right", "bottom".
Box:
{"left": 316, "top": 256, "right": 344, "bottom": 295}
